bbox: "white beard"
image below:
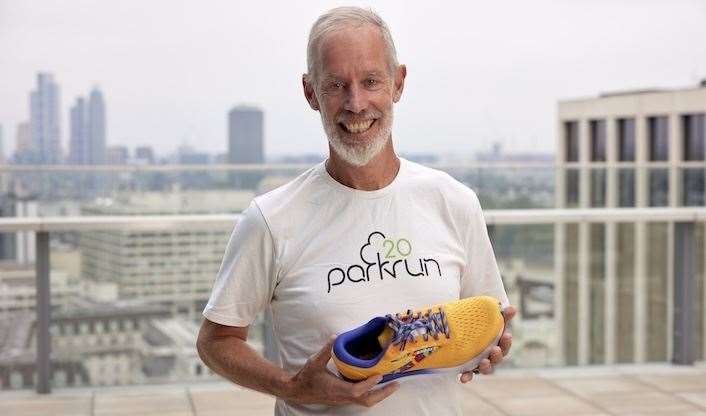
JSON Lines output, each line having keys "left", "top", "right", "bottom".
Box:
{"left": 321, "top": 111, "right": 393, "bottom": 167}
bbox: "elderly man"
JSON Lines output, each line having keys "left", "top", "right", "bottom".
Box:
{"left": 197, "top": 6, "right": 515, "bottom": 415}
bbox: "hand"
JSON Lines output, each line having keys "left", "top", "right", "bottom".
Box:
{"left": 460, "top": 305, "right": 516, "bottom": 383}
{"left": 283, "top": 337, "right": 400, "bottom": 407}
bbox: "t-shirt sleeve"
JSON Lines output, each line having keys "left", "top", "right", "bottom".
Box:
{"left": 460, "top": 190, "right": 510, "bottom": 307}
{"left": 202, "top": 201, "right": 278, "bottom": 327}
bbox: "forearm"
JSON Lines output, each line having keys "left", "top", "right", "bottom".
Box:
{"left": 197, "top": 335, "right": 293, "bottom": 399}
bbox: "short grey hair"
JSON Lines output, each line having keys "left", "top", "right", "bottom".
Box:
{"left": 306, "top": 6, "right": 399, "bottom": 84}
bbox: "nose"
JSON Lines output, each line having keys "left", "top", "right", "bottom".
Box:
{"left": 343, "top": 83, "right": 367, "bottom": 114}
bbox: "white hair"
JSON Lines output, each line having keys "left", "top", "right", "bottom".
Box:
{"left": 306, "top": 6, "right": 399, "bottom": 84}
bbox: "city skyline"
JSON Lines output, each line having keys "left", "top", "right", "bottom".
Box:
{"left": 2, "top": 1, "right": 706, "bottom": 159}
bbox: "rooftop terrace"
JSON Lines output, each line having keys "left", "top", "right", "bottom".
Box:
{"left": 2, "top": 365, "right": 706, "bottom": 415}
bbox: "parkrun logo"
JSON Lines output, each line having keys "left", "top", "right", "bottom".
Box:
{"left": 326, "top": 231, "right": 443, "bottom": 293}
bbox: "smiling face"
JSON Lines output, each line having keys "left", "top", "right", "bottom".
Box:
{"left": 305, "top": 24, "right": 405, "bottom": 166}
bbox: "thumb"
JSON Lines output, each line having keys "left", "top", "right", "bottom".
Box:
{"left": 312, "top": 336, "right": 336, "bottom": 366}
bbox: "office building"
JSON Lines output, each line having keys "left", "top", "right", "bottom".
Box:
{"left": 29, "top": 73, "right": 62, "bottom": 164}
{"left": 228, "top": 105, "right": 264, "bottom": 188}
{"left": 106, "top": 146, "right": 129, "bottom": 165}
{"left": 556, "top": 81, "right": 706, "bottom": 366}
{"left": 13, "top": 122, "right": 32, "bottom": 162}
{"left": 0, "top": 302, "right": 173, "bottom": 389}
{"left": 134, "top": 146, "right": 155, "bottom": 165}
{"left": 0, "top": 125, "right": 4, "bottom": 163}
{"left": 0, "top": 198, "right": 38, "bottom": 264}
{"left": 0, "top": 262, "right": 78, "bottom": 318}
{"left": 68, "top": 87, "right": 106, "bottom": 166}
{"left": 79, "top": 190, "right": 254, "bottom": 318}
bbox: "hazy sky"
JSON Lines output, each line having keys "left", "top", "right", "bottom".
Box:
{"left": 1, "top": 0, "right": 705, "bottom": 159}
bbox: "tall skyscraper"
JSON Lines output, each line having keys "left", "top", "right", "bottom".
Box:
{"left": 556, "top": 82, "right": 706, "bottom": 367}
{"left": 69, "top": 97, "right": 86, "bottom": 164}
{"left": 88, "top": 87, "right": 106, "bottom": 165}
{"left": 0, "top": 124, "right": 8, "bottom": 195}
{"left": 228, "top": 105, "right": 264, "bottom": 188}
{"left": 69, "top": 87, "right": 106, "bottom": 165}
{"left": 0, "top": 124, "right": 5, "bottom": 163}
{"left": 14, "top": 122, "right": 31, "bottom": 157}
{"left": 29, "top": 73, "right": 62, "bottom": 164}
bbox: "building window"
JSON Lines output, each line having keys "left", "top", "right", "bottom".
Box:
{"left": 566, "top": 169, "right": 580, "bottom": 207}
{"left": 590, "top": 169, "right": 606, "bottom": 207}
{"left": 648, "top": 116, "right": 669, "bottom": 161}
{"left": 649, "top": 169, "right": 669, "bottom": 207}
{"left": 618, "top": 169, "right": 636, "bottom": 207}
{"left": 683, "top": 114, "right": 705, "bottom": 161}
{"left": 590, "top": 119, "right": 606, "bottom": 162}
{"left": 617, "top": 118, "right": 636, "bottom": 161}
{"left": 565, "top": 121, "right": 579, "bottom": 162}
{"left": 682, "top": 168, "right": 705, "bottom": 206}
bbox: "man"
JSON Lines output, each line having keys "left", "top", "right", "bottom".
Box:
{"left": 197, "top": 6, "right": 515, "bottom": 415}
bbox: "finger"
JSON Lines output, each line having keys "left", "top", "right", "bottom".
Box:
{"left": 489, "top": 346, "right": 503, "bottom": 364}
{"left": 357, "top": 381, "right": 400, "bottom": 407}
{"left": 460, "top": 372, "right": 473, "bottom": 383}
{"left": 478, "top": 358, "right": 493, "bottom": 375}
{"left": 312, "top": 336, "right": 337, "bottom": 367}
{"left": 350, "top": 374, "right": 383, "bottom": 397}
{"left": 499, "top": 333, "right": 512, "bottom": 356}
{"left": 502, "top": 305, "right": 517, "bottom": 323}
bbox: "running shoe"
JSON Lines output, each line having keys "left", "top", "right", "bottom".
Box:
{"left": 330, "top": 295, "right": 505, "bottom": 383}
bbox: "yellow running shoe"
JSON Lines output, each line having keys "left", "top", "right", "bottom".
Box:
{"left": 331, "top": 295, "right": 505, "bottom": 383}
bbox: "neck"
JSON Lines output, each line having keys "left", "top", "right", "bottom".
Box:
{"left": 326, "top": 139, "right": 400, "bottom": 191}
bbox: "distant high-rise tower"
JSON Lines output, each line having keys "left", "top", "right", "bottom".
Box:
{"left": 15, "top": 122, "right": 31, "bottom": 155}
{"left": 69, "top": 87, "right": 106, "bottom": 165}
{"left": 228, "top": 105, "right": 264, "bottom": 188}
{"left": 0, "top": 124, "right": 7, "bottom": 195}
{"left": 88, "top": 87, "right": 106, "bottom": 165}
{"left": 29, "top": 73, "right": 61, "bottom": 164}
{"left": 69, "top": 97, "right": 87, "bottom": 164}
{"left": 0, "top": 124, "right": 5, "bottom": 163}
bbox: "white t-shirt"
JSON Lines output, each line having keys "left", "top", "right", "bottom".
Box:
{"left": 203, "top": 158, "right": 509, "bottom": 415}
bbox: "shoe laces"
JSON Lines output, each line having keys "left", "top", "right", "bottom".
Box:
{"left": 386, "top": 308, "right": 450, "bottom": 351}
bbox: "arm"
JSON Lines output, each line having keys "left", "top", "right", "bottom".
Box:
{"left": 196, "top": 319, "right": 290, "bottom": 396}
{"left": 196, "top": 318, "right": 400, "bottom": 407}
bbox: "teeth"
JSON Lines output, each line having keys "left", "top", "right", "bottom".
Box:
{"left": 344, "top": 119, "right": 374, "bottom": 134}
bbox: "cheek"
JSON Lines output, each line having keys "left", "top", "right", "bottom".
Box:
{"left": 320, "top": 96, "right": 343, "bottom": 116}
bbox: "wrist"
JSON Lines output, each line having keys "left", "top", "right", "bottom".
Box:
{"left": 273, "top": 371, "right": 297, "bottom": 400}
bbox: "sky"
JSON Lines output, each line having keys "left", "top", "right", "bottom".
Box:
{"left": 1, "top": 0, "right": 706, "bottom": 160}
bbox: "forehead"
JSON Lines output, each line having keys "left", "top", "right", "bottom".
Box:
{"left": 317, "top": 25, "right": 389, "bottom": 77}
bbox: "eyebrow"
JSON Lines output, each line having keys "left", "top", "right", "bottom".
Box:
{"left": 321, "top": 71, "right": 387, "bottom": 81}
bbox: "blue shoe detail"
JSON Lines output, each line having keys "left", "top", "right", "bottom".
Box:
{"left": 333, "top": 317, "right": 387, "bottom": 368}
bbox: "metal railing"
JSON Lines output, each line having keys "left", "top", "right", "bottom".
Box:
{"left": 1, "top": 207, "right": 705, "bottom": 393}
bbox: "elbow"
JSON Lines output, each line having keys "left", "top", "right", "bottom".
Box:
{"left": 196, "top": 323, "right": 213, "bottom": 365}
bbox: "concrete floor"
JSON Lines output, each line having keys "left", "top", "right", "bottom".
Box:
{"left": 2, "top": 364, "right": 706, "bottom": 415}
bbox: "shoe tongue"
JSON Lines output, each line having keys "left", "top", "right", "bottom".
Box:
{"left": 377, "top": 326, "right": 394, "bottom": 349}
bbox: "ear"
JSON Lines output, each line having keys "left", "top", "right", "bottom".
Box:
{"left": 302, "top": 74, "right": 320, "bottom": 111}
{"left": 392, "top": 64, "right": 407, "bottom": 103}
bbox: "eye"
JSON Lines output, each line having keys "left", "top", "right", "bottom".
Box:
{"left": 331, "top": 81, "right": 344, "bottom": 89}
{"left": 365, "top": 79, "right": 378, "bottom": 87}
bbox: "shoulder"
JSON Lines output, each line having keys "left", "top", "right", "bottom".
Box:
{"left": 252, "top": 163, "right": 328, "bottom": 230}
{"left": 401, "top": 159, "right": 482, "bottom": 212}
